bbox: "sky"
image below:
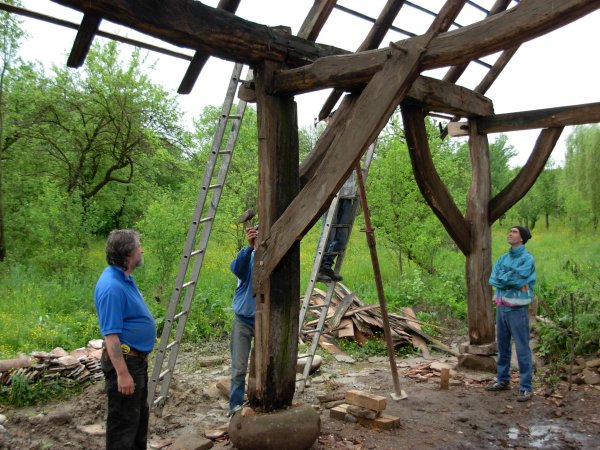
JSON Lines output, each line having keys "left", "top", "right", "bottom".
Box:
{"left": 17, "top": 0, "right": 600, "bottom": 167}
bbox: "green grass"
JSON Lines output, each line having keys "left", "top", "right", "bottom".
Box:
{"left": 0, "top": 221, "right": 597, "bottom": 361}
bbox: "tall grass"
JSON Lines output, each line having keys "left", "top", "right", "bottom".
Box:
{"left": 0, "top": 222, "right": 597, "bottom": 360}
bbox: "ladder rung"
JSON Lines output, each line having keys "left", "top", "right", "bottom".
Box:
{"left": 159, "top": 369, "right": 171, "bottom": 380}
{"left": 174, "top": 309, "right": 189, "bottom": 320}
{"left": 207, "top": 184, "right": 222, "bottom": 190}
{"left": 228, "top": 114, "right": 242, "bottom": 120}
{"left": 198, "top": 216, "right": 214, "bottom": 224}
{"left": 304, "top": 328, "right": 319, "bottom": 334}
{"left": 181, "top": 280, "right": 195, "bottom": 289}
{"left": 190, "top": 248, "right": 205, "bottom": 256}
{"left": 331, "top": 223, "right": 351, "bottom": 228}
{"left": 152, "top": 395, "right": 166, "bottom": 406}
{"left": 297, "top": 354, "right": 309, "bottom": 359}
{"left": 166, "top": 340, "right": 179, "bottom": 350}
{"left": 308, "top": 304, "right": 327, "bottom": 310}
{"left": 218, "top": 150, "right": 232, "bottom": 155}
{"left": 323, "top": 251, "right": 343, "bottom": 256}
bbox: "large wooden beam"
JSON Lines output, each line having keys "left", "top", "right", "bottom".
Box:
{"left": 477, "top": 102, "right": 600, "bottom": 134}
{"left": 51, "top": 0, "right": 346, "bottom": 67}
{"left": 401, "top": 103, "right": 471, "bottom": 254}
{"left": 271, "top": 0, "right": 599, "bottom": 94}
{"left": 489, "top": 128, "right": 563, "bottom": 223}
{"left": 253, "top": 0, "right": 467, "bottom": 284}
{"left": 250, "top": 61, "right": 300, "bottom": 412}
{"left": 66, "top": 13, "right": 101, "bottom": 68}
{"left": 465, "top": 120, "right": 494, "bottom": 345}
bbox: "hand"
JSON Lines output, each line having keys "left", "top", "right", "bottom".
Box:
{"left": 117, "top": 371, "right": 136, "bottom": 396}
{"left": 246, "top": 226, "right": 258, "bottom": 249}
{"left": 520, "top": 284, "right": 529, "bottom": 292}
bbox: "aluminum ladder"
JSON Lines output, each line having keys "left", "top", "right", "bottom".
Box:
{"left": 297, "top": 141, "right": 376, "bottom": 392}
{"left": 147, "top": 63, "right": 249, "bottom": 414}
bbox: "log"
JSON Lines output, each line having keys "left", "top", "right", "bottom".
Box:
{"left": 0, "top": 356, "right": 32, "bottom": 372}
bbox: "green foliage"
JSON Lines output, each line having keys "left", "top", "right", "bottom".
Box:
{"left": 0, "top": 373, "right": 82, "bottom": 407}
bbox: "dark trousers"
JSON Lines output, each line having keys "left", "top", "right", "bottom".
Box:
{"left": 101, "top": 356, "right": 150, "bottom": 450}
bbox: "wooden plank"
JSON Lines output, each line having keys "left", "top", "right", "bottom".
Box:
{"left": 337, "top": 319, "right": 355, "bottom": 338}
{"left": 489, "top": 127, "right": 563, "bottom": 223}
{"left": 327, "top": 293, "right": 355, "bottom": 331}
{"left": 477, "top": 102, "right": 600, "bottom": 134}
{"left": 66, "top": 13, "right": 101, "bottom": 68}
{"left": 400, "top": 307, "right": 430, "bottom": 358}
{"left": 345, "top": 389, "right": 386, "bottom": 412}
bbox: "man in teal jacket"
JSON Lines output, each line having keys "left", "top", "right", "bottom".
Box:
{"left": 486, "top": 226, "right": 536, "bottom": 402}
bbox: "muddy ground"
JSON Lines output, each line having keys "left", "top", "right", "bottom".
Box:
{"left": 1, "top": 339, "right": 599, "bottom": 450}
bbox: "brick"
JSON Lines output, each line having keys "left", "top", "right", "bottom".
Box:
{"left": 345, "top": 390, "right": 386, "bottom": 412}
{"left": 330, "top": 404, "right": 349, "bottom": 420}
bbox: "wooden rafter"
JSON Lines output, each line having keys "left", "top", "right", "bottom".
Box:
{"left": 297, "top": 0, "right": 338, "bottom": 41}
{"left": 66, "top": 13, "right": 101, "bottom": 68}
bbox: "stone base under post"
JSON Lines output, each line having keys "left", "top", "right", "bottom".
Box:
{"left": 457, "top": 342, "right": 497, "bottom": 372}
{"left": 229, "top": 404, "right": 320, "bottom": 450}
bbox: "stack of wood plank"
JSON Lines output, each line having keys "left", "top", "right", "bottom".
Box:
{"left": 300, "top": 283, "right": 454, "bottom": 356}
{"left": 330, "top": 389, "right": 400, "bottom": 430}
{"left": 0, "top": 341, "right": 104, "bottom": 387}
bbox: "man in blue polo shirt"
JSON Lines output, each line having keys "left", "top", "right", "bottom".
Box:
{"left": 228, "top": 225, "right": 257, "bottom": 416}
{"left": 95, "top": 229, "right": 156, "bottom": 449}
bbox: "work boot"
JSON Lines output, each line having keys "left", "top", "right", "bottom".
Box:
{"left": 317, "top": 267, "right": 343, "bottom": 282}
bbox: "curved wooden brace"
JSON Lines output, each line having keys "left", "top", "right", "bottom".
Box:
{"left": 400, "top": 103, "right": 470, "bottom": 254}
{"left": 488, "top": 127, "right": 563, "bottom": 223}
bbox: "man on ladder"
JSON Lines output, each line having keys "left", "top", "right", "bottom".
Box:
{"left": 316, "top": 111, "right": 354, "bottom": 284}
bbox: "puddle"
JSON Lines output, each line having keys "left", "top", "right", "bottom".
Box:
{"left": 508, "top": 423, "right": 591, "bottom": 448}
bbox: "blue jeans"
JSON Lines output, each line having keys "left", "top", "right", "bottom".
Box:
{"left": 496, "top": 305, "right": 532, "bottom": 391}
{"left": 101, "top": 355, "right": 149, "bottom": 450}
{"left": 230, "top": 315, "right": 254, "bottom": 411}
{"left": 320, "top": 198, "right": 354, "bottom": 270}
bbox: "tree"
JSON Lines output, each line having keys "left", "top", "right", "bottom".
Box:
{"left": 22, "top": 41, "right": 191, "bottom": 232}
{"left": 562, "top": 125, "right": 600, "bottom": 230}
{"left": 0, "top": 0, "right": 25, "bottom": 261}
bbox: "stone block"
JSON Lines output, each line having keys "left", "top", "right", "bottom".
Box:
{"left": 171, "top": 432, "right": 213, "bottom": 450}
{"left": 459, "top": 342, "right": 497, "bottom": 356}
{"left": 229, "top": 404, "right": 320, "bottom": 450}
{"left": 458, "top": 354, "right": 497, "bottom": 373}
{"left": 345, "top": 389, "right": 386, "bottom": 412}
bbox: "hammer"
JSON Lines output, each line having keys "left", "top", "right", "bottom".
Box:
{"left": 237, "top": 208, "right": 256, "bottom": 229}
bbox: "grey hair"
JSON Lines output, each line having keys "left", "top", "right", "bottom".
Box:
{"left": 105, "top": 229, "right": 140, "bottom": 269}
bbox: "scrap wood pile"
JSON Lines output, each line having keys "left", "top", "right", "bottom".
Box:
{"left": 0, "top": 340, "right": 104, "bottom": 387}
{"left": 300, "top": 283, "right": 454, "bottom": 356}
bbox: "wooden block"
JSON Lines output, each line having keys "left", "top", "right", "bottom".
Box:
{"left": 330, "top": 404, "right": 349, "bottom": 420}
{"left": 357, "top": 414, "right": 401, "bottom": 430}
{"left": 440, "top": 367, "right": 450, "bottom": 390}
{"left": 448, "top": 121, "right": 469, "bottom": 137}
{"left": 345, "top": 389, "right": 386, "bottom": 412}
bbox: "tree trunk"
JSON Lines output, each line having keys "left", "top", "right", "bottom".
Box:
{"left": 250, "top": 61, "right": 300, "bottom": 412}
{"left": 465, "top": 120, "right": 495, "bottom": 345}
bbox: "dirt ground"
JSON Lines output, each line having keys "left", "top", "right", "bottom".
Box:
{"left": 1, "top": 339, "right": 599, "bottom": 450}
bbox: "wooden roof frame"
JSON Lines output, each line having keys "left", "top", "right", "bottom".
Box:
{"left": 14, "top": 0, "right": 600, "bottom": 412}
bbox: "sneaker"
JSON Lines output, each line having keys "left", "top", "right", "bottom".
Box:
{"left": 485, "top": 381, "right": 510, "bottom": 392}
{"left": 517, "top": 390, "right": 532, "bottom": 402}
{"left": 317, "top": 267, "right": 343, "bottom": 283}
{"left": 226, "top": 404, "right": 242, "bottom": 417}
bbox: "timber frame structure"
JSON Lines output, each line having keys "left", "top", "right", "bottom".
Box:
{"left": 12, "top": 0, "right": 600, "bottom": 412}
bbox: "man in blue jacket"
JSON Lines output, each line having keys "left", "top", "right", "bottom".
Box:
{"left": 486, "top": 226, "right": 536, "bottom": 402}
{"left": 228, "top": 225, "right": 258, "bottom": 415}
{"left": 95, "top": 229, "right": 156, "bottom": 449}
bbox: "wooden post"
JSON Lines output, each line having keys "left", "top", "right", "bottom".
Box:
{"left": 250, "top": 61, "right": 300, "bottom": 412}
{"left": 465, "top": 119, "right": 495, "bottom": 345}
{"left": 440, "top": 367, "right": 450, "bottom": 390}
